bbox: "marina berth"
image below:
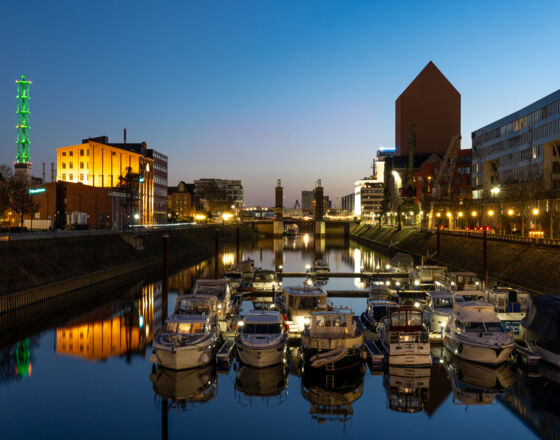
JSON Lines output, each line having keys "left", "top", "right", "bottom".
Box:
{"left": 521, "top": 295, "right": 560, "bottom": 368}
{"left": 301, "top": 308, "right": 364, "bottom": 371}
{"left": 192, "top": 279, "right": 234, "bottom": 330}
{"left": 378, "top": 306, "right": 431, "bottom": 367}
{"left": 313, "top": 258, "right": 330, "bottom": 273}
{"left": 443, "top": 301, "right": 515, "bottom": 366}
{"left": 275, "top": 285, "right": 328, "bottom": 333}
{"left": 235, "top": 310, "right": 287, "bottom": 368}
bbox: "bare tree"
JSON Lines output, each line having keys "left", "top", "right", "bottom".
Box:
{"left": 8, "top": 174, "right": 36, "bottom": 228}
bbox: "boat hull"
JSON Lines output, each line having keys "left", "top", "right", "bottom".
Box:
{"left": 236, "top": 341, "right": 286, "bottom": 368}
{"left": 525, "top": 341, "right": 560, "bottom": 368}
{"left": 154, "top": 341, "right": 217, "bottom": 370}
{"left": 302, "top": 347, "right": 363, "bottom": 371}
{"left": 444, "top": 334, "right": 514, "bottom": 366}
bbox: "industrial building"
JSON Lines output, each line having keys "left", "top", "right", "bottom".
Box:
{"left": 472, "top": 89, "right": 560, "bottom": 198}
{"left": 194, "top": 178, "right": 244, "bottom": 213}
{"left": 168, "top": 181, "right": 197, "bottom": 219}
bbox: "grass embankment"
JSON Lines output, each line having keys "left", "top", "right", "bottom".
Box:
{"left": 0, "top": 225, "right": 257, "bottom": 296}
{"left": 352, "top": 225, "right": 560, "bottom": 295}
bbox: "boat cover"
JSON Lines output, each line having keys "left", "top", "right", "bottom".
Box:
{"left": 522, "top": 295, "right": 560, "bottom": 352}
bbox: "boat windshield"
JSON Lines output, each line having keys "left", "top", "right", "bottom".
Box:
{"left": 175, "top": 322, "right": 206, "bottom": 334}
{"left": 242, "top": 323, "right": 282, "bottom": 334}
{"left": 391, "top": 310, "right": 423, "bottom": 327}
{"left": 315, "top": 316, "right": 347, "bottom": 328}
{"left": 289, "top": 295, "right": 326, "bottom": 310}
{"left": 464, "top": 322, "right": 486, "bottom": 333}
{"left": 434, "top": 298, "right": 452, "bottom": 308}
{"left": 484, "top": 322, "right": 506, "bottom": 333}
{"left": 255, "top": 273, "right": 275, "bottom": 282}
{"left": 177, "top": 299, "right": 211, "bottom": 314}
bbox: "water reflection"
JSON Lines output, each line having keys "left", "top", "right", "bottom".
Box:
{"left": 149, "top": 364, "right": 217, "bottom": 411}
{"left": 301, "top": 365, "right": 365, "bottom": 424}
{"left": 234, "top": 362, "right": 289, "bottom": 407}
{"left": 383, "top": 366, "right": 431, "bottom": 413}
{"left": 0, "top": 337, "right": 36, "bottom": 383}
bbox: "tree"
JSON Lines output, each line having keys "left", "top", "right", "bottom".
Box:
{"left": 8, "top": 174, "right": 36, "bottom": 228}
{"left": 0, "top": 165, "right": 13, "bottom": 219}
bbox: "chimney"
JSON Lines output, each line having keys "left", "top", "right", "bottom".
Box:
{"left": 123, "top": 128, "right": 127, "bottom": 144}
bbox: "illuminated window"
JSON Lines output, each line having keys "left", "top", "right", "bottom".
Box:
{"left": 62, "top": 162, "right": 66, "bottom": 169}
{"left": 69, "top": 173, "right": 73, "bottom": 180}
{"left": 69, "top": 162, "right": 73, "bottom": 169}
{"left": 80, "top": 162, "right": 84, "bottom": 169}
{"left": 62, "top": 173, "right": 66, "bottom": 180}
{"left": 80, "top": 174, "right": 84, "bottom": 181}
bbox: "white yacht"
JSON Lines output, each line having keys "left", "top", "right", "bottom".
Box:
{"left": 486, "top": 286, "right": 530, "bottom": 338}
{"left": 275, "top": 286, "right": 328, "bottom": 334}
{"left": 252, "top": 269, "right": 279, "bottom": 292}
{"left": 378, "top": 306, "right": 431, "bottom": 366}
{"left": 301, "top": 308, "right": 364, "bottom": 370}
{"left": 409, "top": 265, "right": 447, "bottom": 291}
{"left": 425, "top": 290, "right": 454, "bottom": 332}
{"left": 192, "top": 279, "right": 233, "bottom": 331}
{"left": 236, "top": 310, "right": 287, "bottom": 368}
{"left": 361, "top": 299, "right": 400, "bottom": 331}
{"left": 521, "top": 295, "right": 560, "bottom": 368}
{"left": 443, "top": 301, "right": 515, "bottom": 365}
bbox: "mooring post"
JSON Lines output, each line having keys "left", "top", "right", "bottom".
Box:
{"left": 436, "top": 227, "right": 440, "bottom": 264}
{"left": 162, "top": 233, "right": 169, "bottom": 321}
{"left": 483, "top": 228, "right": 488, "bottom": 288}
{"left": 162, "top": 398, "right": 168, "bottom": 440}
{"left": 215, "top": 229, "right": 220, "bottom": 277}
{"left": 236, "top": 226, "right": 240, "bottom": 263}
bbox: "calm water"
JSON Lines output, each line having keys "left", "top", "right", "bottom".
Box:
{"left": 1, "top": 236, "right": 558, "bottom": 439}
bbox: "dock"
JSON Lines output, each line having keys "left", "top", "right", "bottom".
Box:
{"left": 279, "top": 271, "right": 409, "bottom": 279}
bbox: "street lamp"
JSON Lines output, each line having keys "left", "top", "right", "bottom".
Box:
{"left": 507, "top": 209, "right": 514, "bottom": 216}
{"left": 532, "top": 208, "right": 539, "bottom": 216}
{"left": 491, "top": 186, "right": 500, "bottom": 196}
{"left": 488, "top": 210, "right": 494, "bottom": 216}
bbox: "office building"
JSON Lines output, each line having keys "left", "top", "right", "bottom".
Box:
{"left": 301, "top": 190, "right": 314, "bottom": 214}
{"left": 472, "top": 89, "right": 560, "bottom": 197}
{"left": 341, "top": 193, "right": 355, "bottom": 213}
{"left": 194, "top": 178, "right": 244, "bottom": 212}
{"left": 147, "top": 149, "right": 168, "bottom": 224}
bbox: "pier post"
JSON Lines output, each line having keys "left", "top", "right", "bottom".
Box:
{"left": 483, "top": 229, "right": 488, "bottom": 287}
{"left": 236, "top": 226, "right": 240, "bottom": 263}
{"left": 162, "top": 233, "right": 169, "bottom": 321}
{"left": 436, "top": 227, "right": 440, "bottom": 264}
{"left": 274, "top": 237, "right": 284, "bottom": 272}
{"left": 214, "top": 229, "right": 220, "bottom": 277}
{"left": 162, "top": 398, "right": 168, "bottom": 440}
{"left": 274, "top": 179, "right": 284, "bottom": 237}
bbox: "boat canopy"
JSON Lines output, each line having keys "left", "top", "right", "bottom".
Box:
{"left": 175, "top": 295, "right": 217, "bottom": 315}
{"left": 388, "top": 307, "right": 424, "bottom": 331}
{"left": 454, "top": 301, "right": 500, "bottom": 322}
{"left": 521, "top": 295, "right": 560, "bottom": 341}
{"left": 243, "top": 310, "right": 282, "bottom": 324}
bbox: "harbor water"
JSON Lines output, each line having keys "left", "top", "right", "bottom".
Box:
{"left": 0, "top": 235, "right": 557, "bottom": 439}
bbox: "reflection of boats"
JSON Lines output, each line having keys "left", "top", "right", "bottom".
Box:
{"left": 252, "top": 269, "right": 279, "bottom": 292}
{"left": 275, "top": 286, "right": 328, "bottom": 333}
{"left": 152, "top": 296, "right": 220, "bottom": 370}
{"left": 378, "top": 307, "right": 431, "bottom": 366}
{"left": 149, "top": 364, "right": 217, "bottom": 411}
{"left": 383, "top": 366, "right": 431, "bottom": 413}
{"left": 234, "top": 362, "right": 289, "bottom": 406}
{"left": 236, "top": 311, "right": 287, "bottom": 368}
{"left": 301, "top": 308, "right": 364, "bottom": 370}
{"left": 443, "top": 350, "right": 516, "bottom": 406}
{"left": 361, "top": 299, "right": 399, "bottom": 331}
{"left": 521, "top": 295, "right": 560, "bottom": 368}
{"left": 444, "top": 302, "right": 514, "bottom": 366}
{"left": 486, "top": 286, "right": 530, "bottom": 338}
{"left": 301, "top": 365, "right": 364, "bottom": 424}
{"left": 425, "top": 290, "right": 454, "bottom": 332}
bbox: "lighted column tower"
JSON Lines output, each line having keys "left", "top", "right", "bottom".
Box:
{"left": 15, "top": 74, "right": 32, "bottom": 180}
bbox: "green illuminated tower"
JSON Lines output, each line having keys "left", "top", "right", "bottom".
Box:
{"left": 15, "top": 74, "right": 32, "bottom": 178}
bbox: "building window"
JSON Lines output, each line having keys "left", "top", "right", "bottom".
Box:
{"left": 62, "top": 152, "right": 66, "bottom": 156}
{"left": 87, "top": 149, "right": 90, "bottom": 156}
{"left": 69, "top": 173, "right": 73, "bottom": 180}
{"left": 80, "top": 149, "right": 84, "bottom": 156}
{"left": 62, "top": 162, "right": 66, "bottom": 169}
{"left": 62, "top": 173, "right": 66, "bottom": 180}
{"left": 80, "top": 174, "right": 84, "bottom": 181}
{"left": 69, "top": 151, "right": 74, "bottom": 157}
{"left": 80, "top": 162, "right": 84, "bottom": 169}
{"left": 69, "top": 162, "right": 73, "bottom": 169}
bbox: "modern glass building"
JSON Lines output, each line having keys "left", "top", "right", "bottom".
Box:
{"left": 472, "top": 89, "right": 560, "bottom": 198}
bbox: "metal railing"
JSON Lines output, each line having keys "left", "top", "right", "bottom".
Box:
{"left": 419, "top": 228, "right": 560, "bottom": 247}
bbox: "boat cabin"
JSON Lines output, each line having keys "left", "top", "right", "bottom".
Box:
{"left": 174, "top": 295, "right": 218, "bottom": 316}
{"left": 398, "top": 291, "right": 430, "bottom": 309}
{"left": 240, "top": 311, "right": 283, "bottom": 335}
{"left": 453, "top": 291, "right": 488, "bottom": 304}
{"left": 387, "top": 307, "right": 425, "bottom": 332}
{"left": 314, "top": 259, "right": 330, "bottom": 273}
{"left": 307, "top": 309, "right": 355, "bottom": 337}
{"left": 448, "top": 272, "right": 481, "bottom": 291}
{"left": 487, "top": 287, "right": 530, "bottom": 313}
{"left": 427, "top": 291, "right": 454, "bottom": 310}
{"left": 366, "top": 300, "right": 400, "bottom": 324}
{"left": 162, "top": 316, "right": 211, "bottom": 336}
{"left": 451, "top": 302, "right": 506, "bottom": 334}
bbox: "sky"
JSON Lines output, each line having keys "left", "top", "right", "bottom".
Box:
{"left": 1, "top": 0, "right": 560, "bottom": 206}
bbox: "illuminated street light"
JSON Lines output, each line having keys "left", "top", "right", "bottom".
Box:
{"left": 488, "top": 210, "right": 494, "bottom": 216}
{"left": 507, "top": 209, "right": 514, "bottom": 216}
{"left": 458, "top": 212, "right": 464, "bottom": 218}
{"left": 436, "top": 213, "right": 441, "bottom": 218}
{"left": 471, "top": 211, "right": 477, "bottom": 217}
{"left": 490, "top": 186, "right": 500, "bottom": 196}
{"left": 134, "top": 213, "right": 140, "bottom": 220}
{"left": 532, "top": 208, "right": 539, "bottom": 216}
{"left": 446, "top": 212, "right": 451, "bottom": 218}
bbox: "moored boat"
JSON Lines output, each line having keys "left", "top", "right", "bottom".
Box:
{"left": 425, "top": 290, "right": 454, "bottom": 332}
{"left": 486, "top": 286, "right": 530, "bottom": 338}
{"left": 361, "top": 299, "right": 399, "bottom": 331}
{"left": 275, "top": 285, "right": 328, "bottom": 334}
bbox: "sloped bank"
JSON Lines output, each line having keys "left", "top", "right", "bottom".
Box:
{"left": 0, "top": 224, "right": 257, "bottom": 313}
{"left": 352, "top": 225, "right": 559, "bottom": 295}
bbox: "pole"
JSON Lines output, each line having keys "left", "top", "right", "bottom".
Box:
{"left": 214, "top": 229, "right": 220, "bottom": 277}
{"left": 436, "top": 227, "right": 440, "bottom": 264}
{"left": 162, "top": 398, "right": 168, "bottom": 440}
{"left": 236, "top": 226, "right": 240, "bottom": 263}
{"left": 483, "top": 228, "right": 488, "bottom": 288}
{"left": 162, "top": 233, "right": 169, "bottom": 321}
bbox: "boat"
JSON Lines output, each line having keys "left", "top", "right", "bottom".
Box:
{"left": 443, "top": 351, "right": 516, "bottom": 406}
{"left": 235, "top": 310, "right": 287, "bottom": 368}
{"left": 378, "top": 306, "right": 431, "bottom": 366}
{"left": 486, "top": 286, "right": 530, "bottom": 338}
{"left": 521, "top": 295, "right": 560, "bottom": 368}
{"left": 397, "top": 290, "right": 430, "bottom": 310}
{"left": 453, "top": 290, "right": 488, "bottom": 303}
{"left": 383, "top": 366, "right": 431, "bottom": 413}
{"left": 275, "top": 285, "right": 328, "bottom": 334}
{"left": 252, "top": 269, "right": 280, "bottom": 292}
{"left": 313, "top": 258, "right": 330, "bottom": 273}
{"left": 152, "top": 313, "right": 220, "bottom": 370}
{"left": 425, "top": 290, "right": 455, "bottom": 333}
{"left": 300, "top": 366, "right": 364, "bottom": 424}
{"left": 149, "top": 363, "right": 217, "bottom": 411}
{"left": 389, "top": 252, "right": 415, "bottom": 274}
{"left": 192, "top": 279, "right": 234, "bottom": 330}
{"left": 447, "top": 272, "right": 481, "bottom": 291}
{"left": 234, "top": 363, "right": 289, "bottom": 406}
{"left": 443, "top": 301, "right": 515, "bottom": 365}
{"left": 284, "top": 223, "right": 299, "bottom": 236}
{"left": 301, "top": 308, "right": 364, "bottom": 370}
{"left": 368, "top": 280, "right": 396, "bottom": 298}
{"left": 361, "top": 299, "right": 400, "bottom": 331}
{"left": 409, "top": 265, "right": 448, "bottom": 291}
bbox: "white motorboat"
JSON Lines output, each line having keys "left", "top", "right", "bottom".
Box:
{"left": 236, "top": 310, "right": 287, "bottom": 368}
{"left": 521, "top": 295, "right": 560, "bottom": 368}
{"left": 409, "top": 265, "right": 447, "bottom": 291}
{"left": 486, "top": 286, "right": 530, "bottom": 338}
{"left": 443, "top": 301, "right": 515, "bottom": 365}
{"left": 361, "top": 299, "right": 400, "bottom": 331}
{"left": 192, "top": 279, "right": 234, "bottom": 330}
{"left": 378, "top": 306, "right": 431, "bottom": 366}
{"left": 152, "top": 314, "right": 220, "bottom": 370}
{"left": 301, "top": 308, "right": 364, "bottom": 371}
{"left": 425, "top": 290, "right": 454, "bottom": 332}
{"left": 252, "top": 269, "right": 280, "bottom": 292}
{"left": 275, "top": 285, "right": 328, "bottom": 333}
{"left": 453, "top": 290, "right": 488, "bottom": 303}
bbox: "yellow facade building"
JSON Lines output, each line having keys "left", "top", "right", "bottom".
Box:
{"left": 56, "top": 136, "right": 154, "bottom": 224}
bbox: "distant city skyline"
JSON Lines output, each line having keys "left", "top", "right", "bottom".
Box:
{"left": 1, "top": 0, "right": 559, "bottom": 206}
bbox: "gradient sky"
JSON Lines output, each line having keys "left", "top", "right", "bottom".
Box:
{"left": 1, "top": 0, "right": 559, "bottom": 206}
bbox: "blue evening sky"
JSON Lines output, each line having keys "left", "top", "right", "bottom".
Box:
{"left": 1, "top": 0, "right": 559, "bottom": 206}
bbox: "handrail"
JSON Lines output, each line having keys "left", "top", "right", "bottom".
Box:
{"left": 418, "top": 228, "right": 560, "bottom": 247}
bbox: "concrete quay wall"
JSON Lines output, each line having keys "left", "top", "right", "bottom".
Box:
{"left": 352, "top": 225, "right": 560, "bottom": 295}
